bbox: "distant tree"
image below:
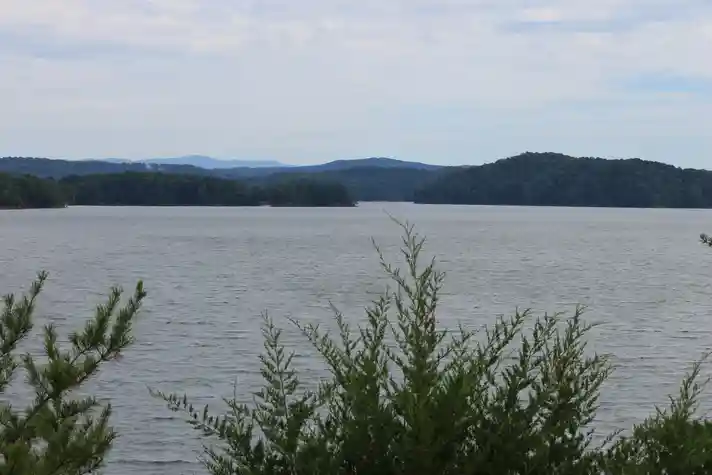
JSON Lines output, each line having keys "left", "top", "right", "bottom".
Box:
{"left": 0, "top": 272, "right": 146, "bottom": 475}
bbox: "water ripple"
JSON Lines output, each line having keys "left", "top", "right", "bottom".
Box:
{"left": 1, "top": 204, "right": 712, "bottom": 474}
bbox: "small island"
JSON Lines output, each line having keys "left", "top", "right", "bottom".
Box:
{"left": 0, "top": 172, "right": 356, "bottom": 209}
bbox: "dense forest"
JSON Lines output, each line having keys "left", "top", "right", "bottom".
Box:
{"left": 253, "top": 167, "right": 442, "bottom": 202}
{"left": 0, "top": 172, "right": 355, "bottom": 209}
{"left": 3, "top": 152, "right": 712, "bottom": 208}
{"left": 257, "top": 177, "right": 356, "bottom": 207}
{"left": 0, "top": 173, "right": 65, "bottom": 209}
{"left": 414, "top": 152, "right": 712, "bottom": 208}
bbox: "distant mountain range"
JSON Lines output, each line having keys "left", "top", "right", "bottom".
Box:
{"left": 97, "top": 155, "right": 441, "bottom": 171}
{"left": 2, "top": 152, "right": 712, "bottom": 207}
{"left": 102, "top": 155, "right": 291, "bottom": 169}
{"left": 0, "top": 155, "right": 441, "bottom": 178}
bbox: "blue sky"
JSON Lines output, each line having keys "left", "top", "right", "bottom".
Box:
{"left": 1, "top": 0, "right": 711, "bottom": 167}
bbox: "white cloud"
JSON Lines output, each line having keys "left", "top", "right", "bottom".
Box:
{"left": 0, "top": 0, "right": 710, "bottom": 166}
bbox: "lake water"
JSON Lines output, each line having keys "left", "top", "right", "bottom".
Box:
{"left": 1, "top": 203, "right": 712, "bottom": 474}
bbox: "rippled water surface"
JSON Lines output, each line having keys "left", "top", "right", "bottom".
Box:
{"left": 2, "top": 203, "right": 712, "bottom": 474}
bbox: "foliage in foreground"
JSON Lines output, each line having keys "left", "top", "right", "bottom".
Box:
{"left": 154, "top": 223, "right": 712, "bottom": 474}
{"left": 0, "top": 273, "right": 146, "bottom": 475}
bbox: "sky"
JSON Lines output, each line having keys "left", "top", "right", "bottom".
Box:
{"left": 1, "top": 0, "right": 711, "bottom": 167}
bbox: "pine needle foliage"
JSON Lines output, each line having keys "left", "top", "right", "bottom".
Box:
{"left": 0, "top": 272, "right": 146, "bottom": 475}
{"left": 153, "top": 223, "right": 712, "bottom": 474}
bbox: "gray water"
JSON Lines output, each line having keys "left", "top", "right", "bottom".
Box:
{"left": 1, "top": 203, "right": 712, "bottom": 474}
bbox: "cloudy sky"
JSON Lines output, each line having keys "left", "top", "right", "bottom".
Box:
{"left": 1, "top": 0, "right": 711, "bottom": 167}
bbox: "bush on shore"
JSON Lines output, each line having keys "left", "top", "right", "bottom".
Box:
{"left": 152, "top": 223, "right": 712, "bottom": 475}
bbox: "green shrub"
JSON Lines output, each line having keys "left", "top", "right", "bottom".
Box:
{"left": 151, "top": 223, "right": 712, "bottom": 474}
{"left": 601, "top": 359, "right": 712, "bottom": 474}
{"left": 0, "top": 272, "right": 145, "bottom": 475}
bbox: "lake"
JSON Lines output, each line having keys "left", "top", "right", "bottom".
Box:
{"left": 1, "top": 203, "right": 712, "bottom": 475}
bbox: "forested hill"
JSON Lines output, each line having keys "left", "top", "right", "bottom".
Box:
{"left": 414, "top": 152, "right": 712, "bottom": 208}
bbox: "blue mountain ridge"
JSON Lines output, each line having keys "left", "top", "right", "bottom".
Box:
{"left": 99, "top": 155, "right": 441, "bottom": 171}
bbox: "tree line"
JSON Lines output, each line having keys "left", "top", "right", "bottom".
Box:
{"left": 0, "top": 172, "right": 355, "bottom": 209}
